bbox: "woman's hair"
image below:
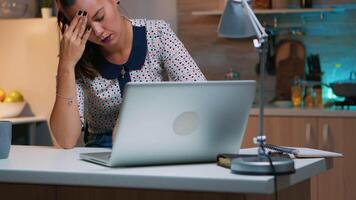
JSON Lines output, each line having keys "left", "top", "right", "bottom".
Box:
{"left": 57, "top": 0, "right": 99, "bottom": 80}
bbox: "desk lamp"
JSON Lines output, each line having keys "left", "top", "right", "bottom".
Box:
{"left": 218, "top": 0, "right": 295, "bottom": 175}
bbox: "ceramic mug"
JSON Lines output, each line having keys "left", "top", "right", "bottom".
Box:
{"left": 0, "top": 121, "right": 12, "bottom": 159}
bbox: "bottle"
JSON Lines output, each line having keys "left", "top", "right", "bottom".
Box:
{"left": 300, "top": 0, "right": 312, "bottom": 8}
{"left": 314, "top": 86, "right": 322, "bottom": 108}
{"left": 224, "top": 68, "right": 240, "bottom": 80}
{"left": 291, "top": 77, "right": 302, "bottom": 107}
{"left": 304, "top": 87, "right": 315, "bottom": 108}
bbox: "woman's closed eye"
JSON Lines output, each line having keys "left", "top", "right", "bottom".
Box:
{"left": 96, "top": 14, "right": 104, "bottom": 22}
{"left": 92, "top": 7, "right": 105, "bottom": 22}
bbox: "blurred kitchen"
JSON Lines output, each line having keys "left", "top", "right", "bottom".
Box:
{"left": 0, "top": 0, "right": 356, "bottom": 199}
{"left": 181, "top": 0, "right": 356, "bottom": 105}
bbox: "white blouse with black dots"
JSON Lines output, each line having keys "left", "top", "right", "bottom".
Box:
{"left": 76, "top": 19, "right": 206, "bottom": 135}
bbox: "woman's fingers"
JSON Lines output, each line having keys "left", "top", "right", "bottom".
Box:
{"left": 77, "top": 12, "right": 88, "bottom": 40}
{"left": 66, "top": 10, "right": 82, "bottom": 34}
{"left": 81, "top": 27, "right": 92, "bottom": 45}
{"left": 72, "top": 18, "right": 83, "bottom": 41}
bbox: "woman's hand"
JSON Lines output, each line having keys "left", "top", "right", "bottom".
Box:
{"left": 59, "top": 10, "right": 92, "bottom": 68}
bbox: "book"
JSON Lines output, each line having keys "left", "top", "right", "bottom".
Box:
{"left": 217, "top": 153, "right": 245, "bottom": 169}
{"left": 216, "top": 152, "right": 284, "bottom": 169}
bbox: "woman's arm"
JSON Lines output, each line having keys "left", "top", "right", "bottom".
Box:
{"left": 50, "top": 11, "right": 91, "bottom": 149}
{"left": 50, "top": 61, "right": 81, "bottom": 149}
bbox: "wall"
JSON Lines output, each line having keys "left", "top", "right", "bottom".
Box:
{"left": 0, "top": 18, "right": 59, "bottom": 118}
{"left": 177, "top": 0, "right": 356, "bottom": 103}
{"left": 178, "top": 0, "right": 271, "bottom": 104}
{"left": 121, "top": 0, "right": 178, "bottom": 32}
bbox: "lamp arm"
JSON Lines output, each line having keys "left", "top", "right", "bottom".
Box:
{"left": 238, "top": 0, "right": 268, "bottom": 43}
{"left": 236, "top": 0, "right": 269, "bottom": 156}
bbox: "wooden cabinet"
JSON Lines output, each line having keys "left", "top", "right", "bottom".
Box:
{"left": 243, "top": 115, "right": 356, "bottom": 200}
{"left": 242, "top": 116, "right": 318, "bottom": 148}
{"left": 243, "top": 116, "right": 318, "bottom": 200}
{"left": 317, "top": 118, "right": 356, "bottom": 200}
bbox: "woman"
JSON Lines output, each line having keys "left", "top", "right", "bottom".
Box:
{"left": 50, "top": 0, "right": 206, "bottom": 149}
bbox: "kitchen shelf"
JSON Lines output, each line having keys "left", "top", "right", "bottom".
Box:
{"left": 1, "top": 116, "right": 48, "bottom": 145}
{"left": 192, "top": 8, "right": 335, "bottom": 16}
{"left": 2, "top": 116, "right": 47, "bottom": 125}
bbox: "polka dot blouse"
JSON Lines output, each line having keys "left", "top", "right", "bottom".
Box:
{"left": 76, "top": 19, "right": 206, "bottom": 135}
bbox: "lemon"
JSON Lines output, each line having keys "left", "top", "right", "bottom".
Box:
{"left": 3, "top": 96, "right": 17, "bottom": 103}
{"left": 0, "top": 88, "right": 5, "bottom": 102}
{"left": 8, "top": 90, "right": 24, "bottom": 102}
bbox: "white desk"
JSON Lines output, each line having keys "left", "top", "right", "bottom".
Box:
{"left": 0, "top": 146, "right": 331, "bottom": 200}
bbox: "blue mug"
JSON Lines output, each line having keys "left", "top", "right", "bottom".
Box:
{"left": 0, "top": 121, "right": 12, "bottom": 159}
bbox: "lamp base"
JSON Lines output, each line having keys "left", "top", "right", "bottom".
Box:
{"left": 231, "top": 154, "right": 295, "bottom": 175}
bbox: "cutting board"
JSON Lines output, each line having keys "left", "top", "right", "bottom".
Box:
{"left": 275, "top": 39, "right": 305, "bottom": 100}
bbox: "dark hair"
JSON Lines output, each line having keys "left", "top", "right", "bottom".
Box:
{"left": 57, "top": 0, "right": 99, "bottom": 80}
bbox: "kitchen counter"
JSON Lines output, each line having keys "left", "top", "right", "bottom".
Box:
{"left": 0, "top": 145, "right": 330, "bottom": 195}
{"left": 250, "top": 107, "right": 356, "bottom": 117}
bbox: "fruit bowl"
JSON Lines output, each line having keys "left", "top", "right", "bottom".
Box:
{"left": 0, "top": 102, "right": 26, "bottom": 118}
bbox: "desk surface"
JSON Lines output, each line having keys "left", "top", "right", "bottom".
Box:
{"left": 0, "top": 146, "right": 329, "bottom": 194}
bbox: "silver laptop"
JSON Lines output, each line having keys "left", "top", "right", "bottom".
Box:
{"left": 80, "top": 80, "right": 256, "bottom": 167}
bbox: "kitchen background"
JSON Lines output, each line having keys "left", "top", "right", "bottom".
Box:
{"left": 178, "top": 0, "right": 356, "bottom": 103}
{"left": 0, "top": 0, "right": 355, "bottom": 144}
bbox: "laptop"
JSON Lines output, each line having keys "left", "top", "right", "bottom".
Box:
{"left": 80, "top": 80, "right": 256, "bottom": 167}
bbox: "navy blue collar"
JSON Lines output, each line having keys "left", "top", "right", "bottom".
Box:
{"left": 95, "top": 25, "right": 148, "bottom": 80}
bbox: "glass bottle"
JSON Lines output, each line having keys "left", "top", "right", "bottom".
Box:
{"left": 304, "top": 87, "right": 315, "bottom": 108}
{"left": 291, "top": 77, "right": 302, "bottom": 107}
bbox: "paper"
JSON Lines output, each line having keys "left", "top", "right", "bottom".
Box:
{"left": 292, "top": 147, "right": 343, "bottom": 158}
{"left": 239, "top": 147, "right": 343, "bottom": 158}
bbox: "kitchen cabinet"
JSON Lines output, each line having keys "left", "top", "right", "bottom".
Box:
{"left": 243, "top": 116, "right": 318, "bottom": 148}
{"left": 243, "top": 116, "right": 318, "bottom": 200}
{"left": 317, "top": 118, "right": 356, "bottom": 200}
{"left": 243, "top": 115, "right": 356, "bottom": 200}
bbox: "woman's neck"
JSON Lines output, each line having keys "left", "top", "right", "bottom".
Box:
{"left": 100, "top": 17, "right": 133, "bottom": 65}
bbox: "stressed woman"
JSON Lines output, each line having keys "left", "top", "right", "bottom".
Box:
{"left": 50, "top": 0, "right": 206, "bottom": 149}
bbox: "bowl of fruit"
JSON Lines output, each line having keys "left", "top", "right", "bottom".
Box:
{"left": 0, "top": 88, "right": 26, "bottom": 118}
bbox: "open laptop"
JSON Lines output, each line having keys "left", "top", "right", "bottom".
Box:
{"left": 80, "top": 80, "right": 256, "bottom": 167}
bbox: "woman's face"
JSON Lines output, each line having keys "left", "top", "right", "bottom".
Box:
{"left": 62, "top": 0, "right": 124, "bottom": 47}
